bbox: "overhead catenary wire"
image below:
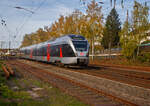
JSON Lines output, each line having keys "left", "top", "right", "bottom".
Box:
{"left": 16, "top": 0, "right": 47, "bottom": 40}
{"left": 0, "top": 0, "right": 47, "bottom": 48}
{"left": 0, "top": 8, "right": 20, "bottom": 49}
{"left": 0, "top": 14, "right": 13, "bottom": 39}
{"left": 4, "top": 0, "right": 47, "bottom": 48}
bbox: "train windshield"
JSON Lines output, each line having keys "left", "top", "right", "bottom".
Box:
{"left": 72, "top": 41, "right": 87, "bottom": 51}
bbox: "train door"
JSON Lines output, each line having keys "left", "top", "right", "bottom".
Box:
{"left": 47, "top": 44, "right": 50, "bottom": 62}
{"left": 60, "top": 45, "right": 63, "bottom": 58}
{"left": 30, "top": 48, "right": 33, "bottom": 59}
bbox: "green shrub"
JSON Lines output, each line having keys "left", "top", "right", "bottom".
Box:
{"left": 137, "top": 53, "right": 150, "bottom": 63}
{"left": 0, "top": 84, "right": 14, "bottom": 98}
{"left": 0, "top": 83, "right": 31, "bottom": 99}
{"left": 121, "top": 41, "right": 137, "bottom": 59}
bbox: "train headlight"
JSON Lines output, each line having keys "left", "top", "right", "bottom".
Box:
{"left": 75, "top": 53, "right": 78, "bottom": 57}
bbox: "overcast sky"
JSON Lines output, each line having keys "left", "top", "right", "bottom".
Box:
{"left": 0, "top": 0, "right": 149, "bottom": 48}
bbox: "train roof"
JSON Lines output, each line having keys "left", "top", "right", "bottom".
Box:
{"left": 20, "top": 34, "right": 86, "bottom": 50}
{"left": 47, "top": 34, "right": 85, "bottom": 41}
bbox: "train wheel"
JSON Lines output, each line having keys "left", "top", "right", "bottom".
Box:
{"left": 82, "top": 64, "right": 88, "bottom": 68}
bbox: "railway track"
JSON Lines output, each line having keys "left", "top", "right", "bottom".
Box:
{"left": 69, "top": 65, "right": 150, "bottom": 89}
{"left": 21, "top": 59, "right": 150, "bottom": 89}
{"left": 6, "top": 59, "right": 137, "bottom": 106}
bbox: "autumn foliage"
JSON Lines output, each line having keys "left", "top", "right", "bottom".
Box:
{"left": 21, "top": 0, "right": 103, "bottom": 52}
{"left": 21, "top": 0, "right": 149, "bottom": 59}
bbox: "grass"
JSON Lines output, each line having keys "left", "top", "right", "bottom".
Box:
{"left": 91, "top": 56, "right": 150, "bottom": 67}
{"left": 0, "top": 84, "right": 31, "bottom": 99}
{"left": 0, "top": 101, "right": 18, "bottom": 106}
{"left": 0, "top": 60, "right": 20, "bottom": 105}
{"left": 0, "top": 63, "right": 87, "bottom": 106}
{"left": 14, "top": 78, "right": 87, "bottom": 106}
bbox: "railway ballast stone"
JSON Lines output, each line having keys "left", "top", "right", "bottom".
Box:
{"left": 52, "top": 69, "right": 150, "bottom": 105}
{"left": 22, "top": 60, "right": 150, "bottom": 106}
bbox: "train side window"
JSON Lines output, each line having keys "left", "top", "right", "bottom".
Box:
{"left": 42, "top": 47, "right": 46, "bottom": 56}
{"left": 25, "top": 50, "right": 27, "bottom": 55}
{"left": 54, "top": 45, "right": 59, "bottom": 57}
{"left": 37, "top": 47, "right": 41, "bottom": 56}
{"left": 25, "top": 49, "right": 28, "bottom": 55}
{"left": 37, "top": 48, "right": 40, "bottom": 56}
{"left": 50, "top": 45, "right": 60, "bottom": 57}
{"left": 35, "top": 48, "right": 37, "bottom": 56}
{"left": 37, "top": 48, "right": 39, "bottom": 56}
{"left": 33, "top": 48, "right": 36, "bottom": 56}
{"left": 51, "top": 45, "right": 54, "bottom": 56}
{"left": 56, "top": 45, "right": 60, "bottom": 57}
{"left": 39, "top": 47, "right": 42, "bottom": 56}
{"left": 27, "top": 49, "right": 30, "bottom": 55}
{"left": 28, "top": 50, "right": 30, "bottom": 55}
{"left": 33, "top": 49, "right": 34, "bottom": 56}
{"left": 24, "top": 50, "right": 26, "bottom": 55}
{"left": 22, "top": 50, "right": 24, "bottom": 54}
{"left": 41, "top": 47, "right": 43, "bottom": 56}
{"left": 45, "top": 46, "right": 47, "bottom": 56}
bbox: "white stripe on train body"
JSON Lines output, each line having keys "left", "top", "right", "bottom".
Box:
{"left": 20, "top": 34, "right": 90, "bottom": 66}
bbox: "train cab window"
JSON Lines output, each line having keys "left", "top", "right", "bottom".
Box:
{"left": 72, "top": 41, "right": 87, "bottom": 51}
{"left": 62, "top": 44, "right": 75, "bottom": 57}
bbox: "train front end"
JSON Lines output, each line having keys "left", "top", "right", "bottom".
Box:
{"left": 69, "top": 35, "right": 89, "bottom": 66}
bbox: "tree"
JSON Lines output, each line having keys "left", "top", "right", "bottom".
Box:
{"left": 80, "top": 0, "right": 124, "bottom": 8}
{"left": 101, "top": 8, "right": 121, "bottom": 50}
{"left": 36, "top": 28, "right": 49, "bottom": 42}
{"left": 120, "top": 10, "right": 133, "bottom": 58}
{"left": 85, "top": 0, "right": 103, "bottom": 57}
{"left": 132, "top": 1, "right": 149, "bottom": 56}
{"left": 119, "top": 1, "right": 149, "bottom": 59}
{"left": 120, "top": 18, "right": 137, "bottom": 58}
{"left": 20, "top": 0, "right": 103, "bottom": 49}
{"left": 20, "top": 34, "right": 33, "bottom": 47}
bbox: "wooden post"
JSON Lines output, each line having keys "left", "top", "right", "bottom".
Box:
{"left": 2, "top": 65, "right": 10, "bottom": 79}
{"left": 6, "top": 64, "right": 14, "bottom": 75}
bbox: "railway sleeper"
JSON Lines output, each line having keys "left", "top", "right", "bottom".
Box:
{"left": 28, "top": 69, "right": 118, "bottom": 105}
{"left": 12, "top": 60, "right": 135, "bottom": 105}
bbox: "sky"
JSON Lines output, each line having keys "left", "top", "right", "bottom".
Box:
{"left": 0, "top": 0, "right": 150, "bottom": 48}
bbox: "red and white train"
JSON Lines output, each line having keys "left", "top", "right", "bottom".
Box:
{"left": 20, "top": 34, "right": 90, "bottom": 66}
